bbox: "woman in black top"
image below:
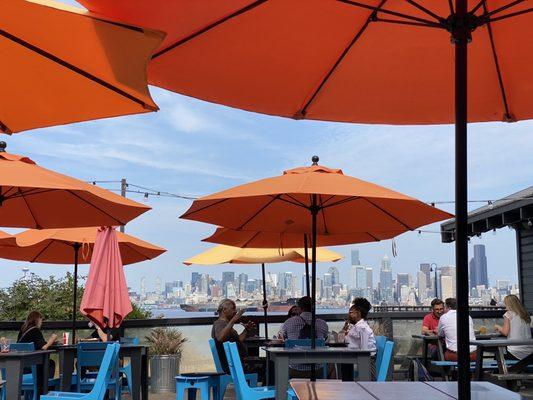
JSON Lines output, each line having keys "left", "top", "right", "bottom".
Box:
{"left": 17, "top": 310, "right": 57, "bottom": 375}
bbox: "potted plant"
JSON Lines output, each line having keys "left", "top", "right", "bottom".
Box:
{"left": 146, "top": 327, "right": 187, "bottom": 393}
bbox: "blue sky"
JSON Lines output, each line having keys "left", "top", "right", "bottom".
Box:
{"left": 2, "top": 1, "right": 532, "bottom": 292}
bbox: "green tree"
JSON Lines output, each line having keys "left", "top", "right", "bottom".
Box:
{"left": 0, "top": 273, "right": 150, "bottom": 321}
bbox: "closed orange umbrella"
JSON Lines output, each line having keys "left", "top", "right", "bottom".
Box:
{"left": 181, "top": 156, "right": 452, "bottom": 349}
{"left": 1, "top": 0, "right": 164, "bottom": 134}
{"left": 0, "top": 142, "right": 150, "bottom": 228}
{"left": 0, "top": 227, "right": 165, "bottom": 341}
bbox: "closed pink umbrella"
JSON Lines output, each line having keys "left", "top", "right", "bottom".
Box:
{"left": 80, "top": 226, "right": 132, "bottom": 329}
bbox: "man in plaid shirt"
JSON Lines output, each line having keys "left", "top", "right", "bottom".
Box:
{"left": 279, "top": 296, "right": 329, "bottom": 377}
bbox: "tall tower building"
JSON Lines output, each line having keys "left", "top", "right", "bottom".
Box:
{"left": 222, "top": 271, "right": 235, "bottom": 296}
{"left": 420, "top": 263, "right": 432, "bottom": 288}
{"left": 396, "top": 273, "right": 410, "bottom": 302}
{"left": 379, "top": 255, "right": 393, "bottom": 301}
{"left": 351, "top": 249, "right": 361, "bottom": 266}
{"left": 469, "top": 244, "right": 488, "bottom": 289}
{"left": 366, "top": 267, "right": 373, "bottom": 290}
{"left": 328, "top": 266, "right": 340, "bottom": 286}
{"left": 440, "top": 266, "right": 456, "bottom": 298}
{"left": 355, "top": 266, "right": 367, "bottom": 289}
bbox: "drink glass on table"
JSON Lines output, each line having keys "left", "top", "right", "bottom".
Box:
{"left": 62, "top": 332, "right": 70, "bottom": 345}
{"left": 0, "top": 337, "right": 11, "bottom": 353}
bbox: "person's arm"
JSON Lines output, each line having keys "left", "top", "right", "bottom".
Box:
{"left": 42, "top": 333, "right": 57, "bottom": 350}
{"left": 215, "top": 310, "right": 245, "bottom": 342}
{"left": 238, "top": 321, "right": 255, "bottom": 343}
{"left": 495, "top": 316, "right": 510, "bottom": 336}
{"left": 95, "top": 326, "right": 108, "bottom": 342}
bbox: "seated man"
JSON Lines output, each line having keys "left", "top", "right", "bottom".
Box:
{"left": 279, "top": 296, "right": 329, "bottom": 378}
{"left": 438, "top": 297, "right": 477, "bottom": 361}
{"left": 211, "top": 298, "right": 255, "bottom": 373}
{"left": 422, "top": 299, "right": 444, "bottom": 336}
{"left": 422, "top": 298, "right": 445, "bottom": 359}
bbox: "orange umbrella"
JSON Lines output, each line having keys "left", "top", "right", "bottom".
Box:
{"left": 0, "top": 230, "right": 16, "bottom": 246}
{"left": 77, "top": 1, "right": 530, "bottom": 391}
{"left": 203, "top": 227, "right": 403, "bottom": 249}
{"left": 0, "top": 227, "right": 165, "bottom": 341}
{"left": 182, "top": 157, "right": 451, "bottom": 348}
{"left": 1, "top": 0, "right": 164, "bottom": 134}
{"left": 0, "top": 142, "right": 150, "bottom": 228}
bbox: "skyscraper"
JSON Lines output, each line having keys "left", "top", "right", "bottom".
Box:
{"left": 379, "top": 255, "right": 393, "bottom": 302}
{"left": 366, "top": 267, "right": 373, "bottom": 290}
{"left": 396, "top": 273, "right": 410, "bottom": 302}
{"left": 222, "top": 271, "right": 235, "bottom": 297}
{"left": 469, "top": 244, "right": 489, "bottom": 289}
{"left": 355, "top": 266, "right": 367, "bottom": 289}
{"left": 328, "top": 266, "right": 340, "bottom": 286}
{"left": 440, "top": 266, "right": 456, "bottom": 298}
{"left": 416, "top": 271, "right": 427, "bottom": 301}
{"left": 420, "top": 263, "right": 432, "bottom": 288}
{"left": 351, "top": 249, "right": 361, "bottom": 266}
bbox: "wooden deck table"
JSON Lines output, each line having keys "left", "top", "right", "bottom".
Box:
{"left": 290, "top": 380, "right": 524, "bottom": 400}
{"left": 470, "top": 339, "right": 533, "bottom": 381}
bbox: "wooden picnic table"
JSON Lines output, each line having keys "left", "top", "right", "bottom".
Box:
{"left": 266, "top": 347, "right": 371, "bottom": 400}
{"left": 0, "top": 349, "right": 54, "bottom": 399}
{"left": 289, "top": 380, "right": 524, "bottom": 400}
{"left": 470, "top": 339, "right": 533, "bottom": 381}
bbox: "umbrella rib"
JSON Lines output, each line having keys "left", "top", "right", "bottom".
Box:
{"left": 18, "top": 188, "right": 41, "bottom": 229}
{"left": 181, "top": 198, "right": 229, "bottom": 219}
{"left": 122, "top": 243, "right": 150, "bottom": 264}
{"left": 373, "top": 17, "right": 444, "bottom": 28}
{"left": 337, "top": 0, "right": 440, "bottom": 25}
{"left": 478, "top": 0, "right": 525, "bottom": 19}
{"left": 404, "top": 0, "right": 444, "bottom": 22}
{"left": 321, "top": 195, "right": 336, "bottom": 207}
{"left": 29, "top": 240, "right": 57, "bottom": 263}
{"left": 448, "top": 0, "right": 454, "bottom": 14}
{"left": 152, "top": 0, "right": 268, "bottom": 59}
{"left": 485, "top": 7, "right": 533, "bottom": 23}
{"left": 5, "top": 188, "right": 56, "bottom": 200}
{"left": 66, "top": 190, "right": 125, "bottom": 225}
{"left": 296, "top": 0, "right": 388, "bottom": 118}
{"left": 481, "top": 2, "right": 513, "bottom": 121}
{"left": 362, "top": 197, "right": 413, "bottom": 230}
{"left": 0, "top": 28, "right": 156, "bottom": 111}
{"left": 318, "top": 195, "right": 329, "bottom": 235}
{"left": 366, "top": 232, "right": 380, "bottom": 241}
{"left": 470, "top": 0, "right": 486, "bottom": 15}
{"left": 237, "top": 195, "right": 282, "bottom": 230}
{"left": 322, "top": 196, "right": 361, "bottom": 209}
{"left": 0, "top": 120, "right": 12, "bottom": 135}
{"left": 240, "top": 230, "right": 263, "bottom": 248}
{"left": 280, "top": 194, "right": 308, "bottom": 208}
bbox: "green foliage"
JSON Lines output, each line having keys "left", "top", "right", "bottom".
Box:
{"left": 145, "top": 327, "right": 187, "bottom": 356}
{"left": 0, "top": 273, "right": 151, "bottom": 321}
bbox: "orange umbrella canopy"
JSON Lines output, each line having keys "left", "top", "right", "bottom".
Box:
{"left": 0, "top": 144, "right": 150, "bottom": 228}
{"left": 203, "top": 227, "right": 402, "bottom": 249}
{"left": 0, "top": 227, "right": 165, "bottom": 265}
{"left": 0, "top": 230, "right": 16, "bottom": 247}
{"left": 181, "top": 158, "right": 452, "bottom": 237}
{"left": 1, "top": 0, "right": 164, "bottom": 134}
{"left": 77, "top": 0, "right": 533, "bottom": 125}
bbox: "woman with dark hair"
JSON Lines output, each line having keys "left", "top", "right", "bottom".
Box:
{"left": 17, "top": 311, "right": 57, "bottom": 376}
{"left": 343, "top": 298, "right": 376, "bottom": 353}
{"left": 18, "top": 311, "right": 57, "bottom": 350}
{"left": 287, "top": 305, "right": 301, "bottom": 318}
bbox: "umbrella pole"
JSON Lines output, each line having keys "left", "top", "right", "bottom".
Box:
{"left": 310, "top": 194, "right": 319, "bottom": 381}
{"left": 453, "top": 1, "right": 471, "bottom": 398}
{"left": 304, "top": 234, "right": 310, "bottom": 296}
{"left": 261, "top": 263, "right": 269, "bottom": 339}
{"left": 72, "top": 243, "right": 81, "bottom": 344}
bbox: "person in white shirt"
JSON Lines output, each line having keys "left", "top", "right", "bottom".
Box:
{"left": 438, "top": 298, "right": 477, "bottom": 361}
{"left": 343, "top": 298, "right": 377, "bottom": 354}
{"left": 494, "top": 295, "right": 533, "bottom": 361}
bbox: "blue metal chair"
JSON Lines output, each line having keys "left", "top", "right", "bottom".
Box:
{"left": 76, "top": 342, "right": 121, "bottom": 399}
{"left": 224, "top": 342, "right": 295, "bottom": 400}
{"left": 119, "top": 337, "right": 139, "bottom": 394}
{"left": 41, "top": 343, "right": 121, "bottom": 400}
{"left": 208, "top": 338, "right": 258, "bottom": 399}
{"left": 376, "top": 341, "right": 394, "bottom": 382}
{"left": 374, "top": 336, "right": 387, "bottom": 373}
